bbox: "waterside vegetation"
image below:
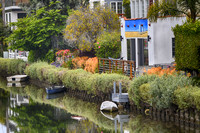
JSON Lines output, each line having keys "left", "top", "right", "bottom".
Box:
{"left": 1, "top": 58, "right": 200, "bottom": 112}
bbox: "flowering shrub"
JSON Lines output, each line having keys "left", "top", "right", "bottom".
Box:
{"left": 95, "top": 31, "right": 121, "bottom": 58}
{"left": 84, "top": 57, "right": 98, "bottom": 73}
{"left": 56, "top": 49, "right": 72, "bottom": 57}
{"left": 72, "top": 56, "right": 89, "bottom": 69}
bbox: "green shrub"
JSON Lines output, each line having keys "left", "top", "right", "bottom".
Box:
{"left": 138, "top": 83, "right": 151, "bottom": 103}
{"left": 129, "top": 74, "right": 193, "bottom": 109}
{"left": 95, "top": 31, "right": 121, "bottom": 59}
{"left": 174, "top": 86, "right": 200, "bottom": 109}
{"left": 128, "top": 75, "right": 157, "bottom": 106}
{"left": 173, "top": 21, "right": 200, "bottom": 73}
{"left": 150, "top": 75, "right": 192, "bottom": 109}
{"left": 25, "top": 61, "right": 67, "bottom": 84}
{"left": 45, "top": 49, "right": 55, "bottom": 63}
{"left": 25, "top": 62, "right": 130, "bottom": 94}
{"left": 0, "top": 58, "right": 26, "bottom": 75}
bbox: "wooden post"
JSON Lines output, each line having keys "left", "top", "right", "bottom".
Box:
{"left": 109, "top": 60, "right": 111, "bottom": 73}
{"left": 103, "top": 59, "right": 105, "bottom": 73}
{"left": 115, "top": 61, "right": 117, "bottom": 71}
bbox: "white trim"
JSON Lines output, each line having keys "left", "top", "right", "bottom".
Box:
{"left": 110, "top": 1, "right": 123, "bottom": 14}
{"left": 5, "top": 6, "right": 21, "bottom": 11}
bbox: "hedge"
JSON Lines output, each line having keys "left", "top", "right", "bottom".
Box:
{"left": 0, "top": 58, "right": 27, "bottom": 75}
{"left": 173, "top": 21, "right": 200, "bottom": 73}
{"left": 129, "top": 74, "right": 194, "bottom": 109}
{"left": 25, "top": 62, "right": 130, "bottom": 95}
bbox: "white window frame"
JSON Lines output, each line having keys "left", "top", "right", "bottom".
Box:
{"left": 110, "top": 1, "right": 123, "bottom": 14}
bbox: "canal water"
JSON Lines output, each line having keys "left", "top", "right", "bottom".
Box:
{"left": 0, "top": 76, "right": 197, "bottom": 133}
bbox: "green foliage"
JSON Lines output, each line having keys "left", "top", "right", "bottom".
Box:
{"left": 0, "top": 58, "right": 26, "bottom": 75}
{"left": 147, "top": 0, "right": 200, "bottom": 22}
{"left": 20, "top": 0, "right": 89, "bottom": 15}
{"left": 138, "top": 83, "right": 151, "bottom": 103}
{"left": 61, "top": 69, "right": 130, "bottom": 94}
{"left": 128, "top": 75, "right": 157, "bottom": 106}
{"left": 25, "top": 62, "right": 130, "bottom": 94}
{"left": 6, "top": 2, "right": 67, "bottom": 60}
{"left": 150, "top": 74, "right": 192, "bottom": 109}
{"left": 174, "top": 86, "right": 200, "bottom": 109}
{"left": 25, "top": 61, "right": 66, "bottom": 84}
{"left": 45, "top": 49, "right": 55, "bottom": 63}
{"left": 129, "top": 74, "right": 193, "bottom": 109}
{"left": 64, "top": 6, "right": 120, "bottom": 51}
{"left": 0, "top": 18, "right": 11, "bottom": 57}
{"left": 66, "top": 59, "right": 74, "bottom": 69}
{"left": 95, "top": 31, "right": 121, "bottom": 58}
{"left": 173, "top": 21, "right": 200, "bottom": 73}
{"left": 123, "top": 0, "right": 131, "bottom": 18}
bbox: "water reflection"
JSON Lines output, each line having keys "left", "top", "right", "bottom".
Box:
{"left": 0, "top": 76, "right": 197, "bottom": 133}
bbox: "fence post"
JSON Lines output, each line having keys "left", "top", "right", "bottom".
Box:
{"left": 109, "top": 60, "right": 111, "bottom": 73}
{"left": 103, "top": 59, "right": 105, "bottom": 73}
{"left": 115, "top": 61, "right": 117, "bottom": 71}
{"left": 119, "top": 82, "right": 122, "bottom": 94}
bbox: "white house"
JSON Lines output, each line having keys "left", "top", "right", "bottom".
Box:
{"left": 121, "top": 0, "right": 187, "bottom": 69}
{"left": 3, "top": 0, "right": 29, "bottom": 61}
{"left": 4, "top": 1, "right": 27, "bottom": 29}
{"left": 89, "top": 0, "right": 124, "bottom": 14}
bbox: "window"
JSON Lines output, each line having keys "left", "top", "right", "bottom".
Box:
{"left": 111, "top": 2, "right": 116, "bottom": 13}
{"left": 111, "top": 2, "right": 123, "bottom": 14}
{"left": 117, "top": 2, "right": 122, "bottom": 14}
{"left": 6, "top": 14, "right": 8, "bottom": 23}
{"left": 136, "top": 0, "right": 139, "bottom": 18}
{"left": 18, "top": 13, "right": 27, "bottom": 19}
{"left": 142, "top": 0, "right": 144, "bottom": 17}
{"left": 132, "top": 1, "right": 135, "bottom": 18}
{"left": 9, "top": 13, "right": 11, "bottom": 22}
{"left": 172, "top": 38, "right": 175, "bottom": 57}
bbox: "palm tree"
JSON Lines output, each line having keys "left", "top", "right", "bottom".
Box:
{"left": 147, "top": 0, "right": 200, "bottom": 22}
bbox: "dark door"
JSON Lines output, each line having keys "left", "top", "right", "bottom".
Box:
{"left": 138, "top": 39, "right": 148, "bottom": 66}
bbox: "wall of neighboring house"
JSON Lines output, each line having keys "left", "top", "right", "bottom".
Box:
{"left": 5, "top": 6, "right": 26, "bottom": 30}
{"left": 121, "top": 0, "right": 187, "bottom": 69}
{"left": 148, "top": 17, "right": 186, "bottom": 65}
{"left": 89, "top": 0, "right": 123, "bottom": 14}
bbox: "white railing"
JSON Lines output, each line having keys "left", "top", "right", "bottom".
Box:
{"left": 3, "top": 50, "right": 29, "bottom": 62}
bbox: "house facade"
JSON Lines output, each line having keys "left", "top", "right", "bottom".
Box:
{"left": 4, "top": 0, "right": 28, "bottom": 26}
{"left": 89, "top": 0, "right": 124, "bottom": 14}
{"left": 120, "top": 0, "right": 187, "bottom": 69}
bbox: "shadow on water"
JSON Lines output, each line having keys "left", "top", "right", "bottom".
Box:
{"left": 0, "top": 76, "right": 198, "bottom": 133}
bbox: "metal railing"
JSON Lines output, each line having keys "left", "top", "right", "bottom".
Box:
{"left": 98, "top": 58, "right": 136, "bottom": 79}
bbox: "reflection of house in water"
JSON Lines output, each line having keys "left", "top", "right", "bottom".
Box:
{"left": 6, "top": 93, "right": 29, "bottom": 133}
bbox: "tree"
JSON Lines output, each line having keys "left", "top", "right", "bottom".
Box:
{"left": 0, "top": 3, "right": 11, "bottom": 57}
{"left": 6, "top": 2, "right": 66, "bottom": 61}
{"left": 64, "top": 6, "right": 120, "bottom": 51}
{"left": 123, "top": 0, "right": 131, "bottom": 18}
{"left": 19, "top": 0, "right": 89, "bottom": 15}
{"left": 147, "top": 0, "right": 200, "bottom": 22}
